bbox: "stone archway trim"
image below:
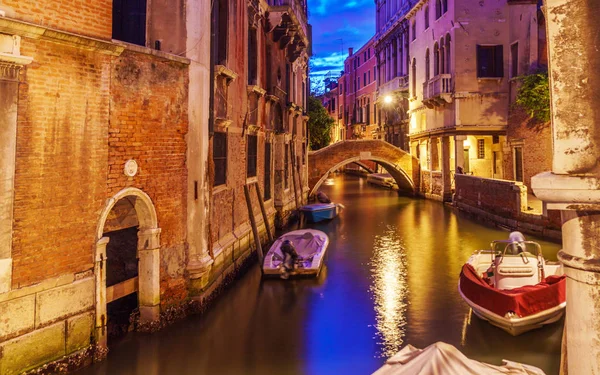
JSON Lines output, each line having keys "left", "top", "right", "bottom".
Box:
{"left": 94, "top": 187, "right": 161, "bottom": 348}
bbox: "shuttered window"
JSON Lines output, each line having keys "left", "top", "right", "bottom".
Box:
{"left": 247, "top": 135, "right": 258, "bottom": 178}
{"left": 112, "top": 0, "right": 147, "bottom": 46}
{"left": 213, "top": 132, "right": 227, "bottom": 186}
{"left": 477, "top": 45, "right": 504, "bottom": 78}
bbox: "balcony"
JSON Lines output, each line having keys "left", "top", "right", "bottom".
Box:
{"left": 422, "top": 74, "right": 452, "bottom": 107}
{"left": 267, "top": 0, "right": 308, "bottom": 60}
{"left": 378, "top": 75, "right": 409, "bottom": 97}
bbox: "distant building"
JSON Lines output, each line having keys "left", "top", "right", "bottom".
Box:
{"left": 339, "top": 38, "right": 379, "bottom": 141}
{"left": 374, "top": 0, "right": 414, "bottom": 151}
{"left": 405, "top": 0, "right": 544, "bottom": 200}
{"left": 320, "top": 79, "right": 344, "bottom": 143}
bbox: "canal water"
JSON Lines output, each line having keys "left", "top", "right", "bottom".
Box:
{"left": 76, "top": 173, "right": 563, "bottom": 375}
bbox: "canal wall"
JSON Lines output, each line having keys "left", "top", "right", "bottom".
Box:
{"left": 453, "top": 175, "right": 562, "bottom": 240}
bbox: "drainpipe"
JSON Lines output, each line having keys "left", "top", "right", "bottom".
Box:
{"left": 531, "top": 1, "right": 600, "bottom": 374}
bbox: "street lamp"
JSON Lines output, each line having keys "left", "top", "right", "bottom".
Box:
{"left": 384, "top": 95, "right": 393, "bottom": 104}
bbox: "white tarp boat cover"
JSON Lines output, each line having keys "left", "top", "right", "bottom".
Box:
{"left": 276, "top": 232, "right": 325, "bottom": 258}
{"left": 372, "top": 342, "right": 545, "bottom": 375}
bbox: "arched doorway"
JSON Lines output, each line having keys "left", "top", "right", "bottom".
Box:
{"left": 95, "top": 188, "right": 161, "bottom": 347}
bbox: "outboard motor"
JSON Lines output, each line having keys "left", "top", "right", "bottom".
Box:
{"left": 279, "top": 240, "right": 299, "bottom": 279}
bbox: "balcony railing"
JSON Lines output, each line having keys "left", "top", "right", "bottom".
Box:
{"left": 379, "top": 75, "right": 409, "bottom": 97}
{"left": 268, "top": 0, "right": 308, "bottom": 40}
{"left": 422, "top": 74, "right": 452, "bottom": 106}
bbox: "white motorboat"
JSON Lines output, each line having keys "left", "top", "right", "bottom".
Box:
{"left": 367, "top": 173, "right": 398, "bottom": 189}
{"left": 372, "top": 341, "right": 546, "bottom": 375}
{"left": 262, "top": 229, "right": 329, "bottom": 278}
{"left": 458, "top": 232, "right": 566, "bottom": 336}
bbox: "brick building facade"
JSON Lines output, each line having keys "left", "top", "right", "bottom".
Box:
{"left": 0, "top": 0, "right": 309, "bottom": 372}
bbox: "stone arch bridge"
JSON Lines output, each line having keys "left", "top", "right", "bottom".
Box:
{"left": 308, "top": 140, "right": 420, "bottom": 196}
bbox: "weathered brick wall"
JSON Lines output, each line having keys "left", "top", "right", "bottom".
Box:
{"left": 431, "top": 172, "right": 443, "bottom": 196}
{"left": 420, "top": 170, "right": 431, "bottom": 194}
{"left": 454, "top": 175, "right": 525, "bottom": 219}
{"left": 109, "top": 50, "right": 189, "bottom": 305}
{"left": 504, "top": 107, "right": 552, "bottom": 191}
{"left": 12, "top": 39, "right": 111, "bottom": 288}
{"left": 3, "top": 0, "right": 112, "bottom": 39}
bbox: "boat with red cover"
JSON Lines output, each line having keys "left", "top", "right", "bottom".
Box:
{"left": 458, "top": 232, "right": 566, "bottom": 336}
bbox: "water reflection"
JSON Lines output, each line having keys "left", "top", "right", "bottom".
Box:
{"left": 369, "top": 226, "right": 408, "bottom": 358}
{"left": 75, "top": 174, "right": 562, "bottom": 375}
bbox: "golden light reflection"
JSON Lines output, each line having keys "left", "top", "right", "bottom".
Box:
{"left": 460, "top": 308, "right": 472, "bottom": 347}
{"left": 370, "top": 226, "right": 408, "bottom": 358}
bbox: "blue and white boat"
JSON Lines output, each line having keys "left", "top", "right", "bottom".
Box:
{"left": 299, "top": 202, "right": 343, "bottom": 223}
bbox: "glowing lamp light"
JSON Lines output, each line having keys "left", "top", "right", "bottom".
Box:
{"left": 464, "top": 139, "right": 471, "bottom": 148}
{"left": 384, "top": 95, "right": 393, "bottom": 104}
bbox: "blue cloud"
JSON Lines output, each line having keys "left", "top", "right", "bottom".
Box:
{"left": 307, "top": 0, "right": 375, "bottom": 82}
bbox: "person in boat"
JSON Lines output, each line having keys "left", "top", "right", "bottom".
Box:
{"left": 279, "top": 239, "right": 300, "bottom": 279}
{"left": 315, "top": 191, "right": 331, "bottom": 204}
{"left": 507, "top": 231, "right": 526, "bottom": 255}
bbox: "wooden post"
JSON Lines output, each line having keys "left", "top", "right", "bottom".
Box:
{"left": 290, "top": 141, "right": 300, "bottom": 211}
{"left": 244, "top": 184, "right": 264, "bottom": 266}
{"left": 254, "top": 182, "right": 273, "bottom": 243}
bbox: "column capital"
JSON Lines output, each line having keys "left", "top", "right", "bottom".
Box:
{"left": 531, "top": 172, "right": 600, "bottom": 210}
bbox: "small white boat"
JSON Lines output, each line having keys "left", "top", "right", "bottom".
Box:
{"left": 458, "top": 232, "right": 566, "bottom": 336}
{"left": 367, "top": 173, "right": 398, "bottom": 189}
{"left": 372, "top": 341, "right": 546, "bottom": 375}
{"left": 263, "top": 229, "right": 329, "bottom": 278}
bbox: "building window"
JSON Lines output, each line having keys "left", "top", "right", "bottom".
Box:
{"left": 424, "top": 6, "right": 430, "bottom": 29}
{"left": 477, "top": 45, "right": 504, "bottom": 78}
{"left": 425, "top": 49, "right": 430, "bottom": 82}
{"left": 368, "top": 71, "right": 371, "bottom": 84}
{"left": 213, "top": 0, "right": 229, "bottom": 65}
{"left": 493, "top": 135, "right": 499, "bottom": 144}
{"left": 445, "top": 34, "right": 451, "bottom": 74}
{"left": 364, "top": 52, "right": 367, "bottom": 61}
{"left": 284, "top": 143, "right": 289, "bottom": 189}
{"left": 433, "top": 43, "right": 439, "bottom": 76}
{"left": 510, "top": 42, "right": 519, "bottom": 78}
{"left": 364, "top": 73, "right": 367, "bottom": 87}
{"left": 514, "top": 146, "right": 524, "bottom": 182}
{"left": 442, "top": 0, "right": 448, "bottom": 14}
{"left": 248, "top": 27, "right": 258, "bottom": 85}
{"left": 412, "top": 58, "right": 417, "bottom": 96}
{"left": 435, "top": 0, "right": 442, "bottom": 19}
{"left": 368, "top": 49, "right": 371, "bottom": 59}
{"left": 213, "top": 132, "right": 227, "bottom": 186}
{"left": 247, "top": 135, "right": 258, "bottom": 177}
{"left": 411, "top": 21, "right": 416, "bottom": 41}
{"left": 264, "top": 142, "right": 271, "bottom": 200}
{"left": 112, "top": 0, "right": 147, "bottom": 46}
{"left": 477, "top": 139, "right": 485, "bottom": 159}
{"left": 358, "top": 77, "right": 361, "bottom": 88}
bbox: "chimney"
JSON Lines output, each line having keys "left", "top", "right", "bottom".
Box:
{"left": 348, "top": 47, "right": 353, "bottom": 56}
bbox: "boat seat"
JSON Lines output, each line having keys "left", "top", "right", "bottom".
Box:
{"left": 494, "top": 252, "right": 540, "bottom": 290}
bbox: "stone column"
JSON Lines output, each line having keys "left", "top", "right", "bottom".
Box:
{"left": 185, "top": 0, "right": 214, "bottom": 285}
{"left": 441, "top": 136, "right": 452, "bottom": 201}
{"left": 94, "top": 237, "right": 109, "bottom": 349}
{"left": 138, "top": 228, "right": 161, "bottom": 323}
{"left": 531, "top": 1, "right": 600, "bottom": 374}
{"left": 0, "top": 34, "right": 32, "bottom": 294}
{"left": 454, "top": 135, "right": 465, "bottom": 171}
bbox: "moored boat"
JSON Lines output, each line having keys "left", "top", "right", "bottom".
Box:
{"left": 366, "top": 173, "right": 398, "bottom": 189}
{"left": 300, "top": 202, "right": 343, "bottom": 223}
{"left": 372, "top": 341, "right": 546, "bottom": 375}
{"left": 458, "top": 232, "right": 566, "bottom": 336}
{"left": 263, "top": 229, "right": 329, "bottom": 278}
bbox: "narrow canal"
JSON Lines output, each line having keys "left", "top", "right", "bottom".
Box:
{"left": 76, "top": 173, "right": 562, "bottom": 375}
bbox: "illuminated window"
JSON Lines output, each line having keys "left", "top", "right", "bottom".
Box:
{"left": 477, "top": 139, "right": 485, "bottom": 159}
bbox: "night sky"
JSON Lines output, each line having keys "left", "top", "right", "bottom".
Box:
{"left": 307, "top": 0, "right": 375, "bottom": 87}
